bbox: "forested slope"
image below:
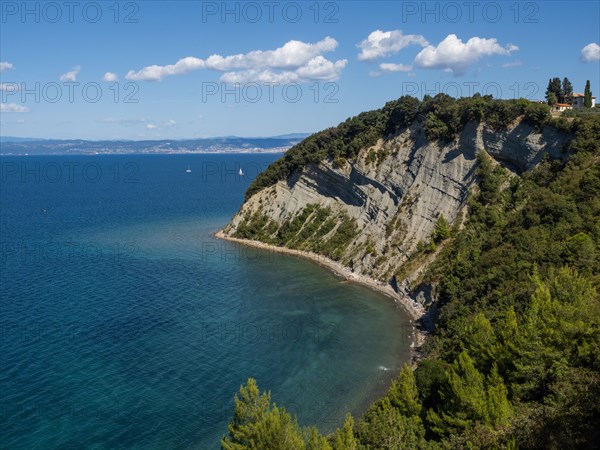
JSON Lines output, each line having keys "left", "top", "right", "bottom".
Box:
{"left": 220, "top": 95, "right": 600, "bottom": 449}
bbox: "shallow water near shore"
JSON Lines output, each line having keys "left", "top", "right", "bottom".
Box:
{"left": 0, "top": 154, "right": 412, "bottom": 449}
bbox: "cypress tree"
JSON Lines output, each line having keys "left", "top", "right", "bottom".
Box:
{"left": 584, "top": 80, "right": 593, "bottom": 108}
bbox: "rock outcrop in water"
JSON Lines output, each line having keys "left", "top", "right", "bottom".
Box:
{"left": 221, "top": 97, "right": 571, "bottom": 307}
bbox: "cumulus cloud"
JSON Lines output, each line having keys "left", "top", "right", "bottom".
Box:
{"left": 414, "top": 34, "right": 518, "bottom": 76}
{"left": 1, "top": 103, "right": 30, "bottom": 113}
{"left": 126, "top": 37, "right": 347, "bottom": 83}
{"left": 60, "top": 66, "right": 81, "bottom": 82}
{"left": 379, "top": 63, "right": 413, "bottom": 73}
{"left": 146, "top": 124, "right": 157, "bottom": 130}
{"left": 369, "top": 63, "right": 414, "bottom": 77}
{"left": 0, "top": 61, "right": 14, "bottom": 72}
{"left": 581, "top": 42, "right": 600, "bottom": 62}
{"left": 126, "top": 57, "right": 204, "bottom": 81}
{"left": 102, "top": 72, "right": 118, "bottom": 82}
{"left": 357, "top": 30, "right": 428, "bottom": 61}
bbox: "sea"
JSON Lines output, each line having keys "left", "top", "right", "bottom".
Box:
{"left": 0, "top": 154, "right": 412, "bottom": 449}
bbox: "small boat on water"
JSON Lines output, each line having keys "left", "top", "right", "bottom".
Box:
{"left": 239, "top": 168, "right": 244, "bottom": 176}
{"left": 186, "top": 165, "right": 192, "bottom": 173}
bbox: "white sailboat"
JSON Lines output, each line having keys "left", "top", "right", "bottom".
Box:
{"left": 186, "top": 165, "right": 192, "bottom": 173}
{"left": 239, "top": 168, "right": 244, "bottom": 176}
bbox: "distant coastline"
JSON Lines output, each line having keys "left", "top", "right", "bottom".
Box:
{"left": 0, "top": 134, "right": 310, "bottom": 156}
{"left": 0, "top": 148, "right": 291, "bottom": 156}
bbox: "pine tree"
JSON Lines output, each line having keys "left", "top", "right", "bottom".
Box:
{"left": 584, "top": 80, "right": 593, "bottom": 108}
{"left": 433, "top": 214, "right": 451, "bottom": 243}
{"left": 427, "top": 351, "right": 489, "bottom": 436}
{"left": 562, "top": 77, "right": 573, "bottom": 103}
{"left": 332, "top": 414, "right": 358, "bottom": 450}
{"left": 464, "top": 313, "right": 497, "bottom": 372}
{"left": 306, "top": 427, "right": 332, "bottom": 450}
{"left": 252, "top": 405, "right": 306, "bottom": 450}
{"left": 222, "top": 378, "right": 311, "bottom": 449}
{"left": 356, "top": 398, "right": 427, "bottom": 449}
{"left": 496, "top": 306, "right": 519, "bottom": 374}
{"left": 545, "top": 77, "right": 562, "bottom": 104}
{"left": 486, "top": 364, "right": 512, "bottom": 426}
{"left": 222, "top": 378, "right": 272, "bottom": 450}
{"left": 445, "top": 351, "right": 489, "bottom": 424}
{"left": 510, "top": 278, "right": 564, "bottom": 400}
{"left": 546, "top": 92, "right": 558, "bottom": 106}
{"left": 388, "top": 363, "right": 421, "bottom": 417}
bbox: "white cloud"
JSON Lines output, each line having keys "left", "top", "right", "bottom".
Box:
{"left": 414, "top": 34, "right": 518, "bottom": 76}
{"left": 294, "top": 56, "right": 347, "bottom": 81}
{"left": 502, "top": 60, "right": 523, "bottom": 68}
{"left": 379, "top": 63, "right": 413, "bottom": 73}
{"left": 219, "top": 56, "right": 347, "bottom": 84}
{"left": 1, "top": 103, "right": 30, "bottom": 113}
{"left": 204, "top": 37, "right": 339, "bottom": 70}
{"left": 126, "top": 37, "right": 347, "bottom": 83}
{"left": 357, "top": 30, "right": 428, "bottom": 61}
{"left": 219, "top": 69, "right": 299, "bottom": 84}
{"left": 146, "top": 120, "right": 177, "bottom": 130}
{"left": 126, "top": 57, "right": 204, "bottom": 81}
{"left": 0, "top": 82, "right": 19, "bottom": 92}
{"left": 102, "top": 72, "right": 118, "bottom": 82}
{"left": 0, "top": 61, "right": 14, "bottom": 72}
{"left": 581, "top": 42, "right": 600, "bottom": 62}
{"left": 60, "top": 66, "right": 81, "bottom": 82}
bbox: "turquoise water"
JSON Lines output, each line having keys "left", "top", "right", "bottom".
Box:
{"left": 0, "top": 154, "right": 412, "bottom": 449}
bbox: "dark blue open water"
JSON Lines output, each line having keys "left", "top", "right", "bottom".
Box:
{"left": 0, "top": 154, "right": 412, "bottom": 449}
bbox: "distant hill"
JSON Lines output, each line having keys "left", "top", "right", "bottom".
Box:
{"left": 0, "top": 136, "right": 49, "bottom": 143}
{"left": 0, "top": 134, "right": 311, "bottom": 155}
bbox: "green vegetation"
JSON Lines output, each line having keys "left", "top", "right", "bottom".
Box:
{"left": 232, "top": 204, "right": 358, "bottom": 261}
{"left": 224, "top": 103, "right": 599, "bottom": 449}
{"left": 545, "top": 76, "right": 574, "bottom": 104}
{"left": 221, "top": 378, "right": 321, "bottom": 450}
{"left": 245, "top": 95, "right": 556, "bottom": 200}
{"left": 584, "top": 80, "right": 593, "bottom": 108}
{"left": 432, "top": 215, "right": 451, "bottom": 243}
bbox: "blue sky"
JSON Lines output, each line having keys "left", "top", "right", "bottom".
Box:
{"left": 1, "top": 0, "right": 599, "bottom": 139}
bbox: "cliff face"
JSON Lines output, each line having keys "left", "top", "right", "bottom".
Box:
{"left": 222, "top": 119, "right": 570, "bottom": 303}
